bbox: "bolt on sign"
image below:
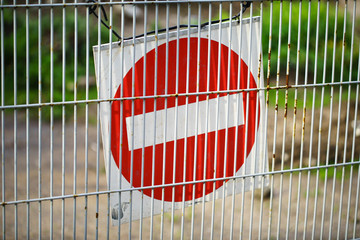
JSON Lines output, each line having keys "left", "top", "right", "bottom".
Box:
{"left": 93, "top": 16, "right": 268, "bottom": 224}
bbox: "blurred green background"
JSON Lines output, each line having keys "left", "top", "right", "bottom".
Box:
{"left": 262, "top": 0, "right": 359, "bottom": 84}
{"left": 1, "top": 1, "right": 359, "bottom": 119}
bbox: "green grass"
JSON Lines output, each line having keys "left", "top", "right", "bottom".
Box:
{"left": 267, "top": 86, "right": 358, "bottom": 109}
{"left": 311, "top": 163, "right": 358, "bottom": 181}
{"left": 2, "top": 8, "right": 115, "bottom": 120}
{"left": 262, "top": 1, "right": 359, "bottom": 84}
{"left": 164, "top": 212, "right": 180, "bottom": 223}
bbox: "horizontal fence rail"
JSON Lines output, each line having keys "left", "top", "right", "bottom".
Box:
{"left": 1, "top": 0, "right": 360, "bottom": 239}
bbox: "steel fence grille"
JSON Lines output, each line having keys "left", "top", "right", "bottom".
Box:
{"left": 0, "top": 0, "right": 360, "bottom": 239}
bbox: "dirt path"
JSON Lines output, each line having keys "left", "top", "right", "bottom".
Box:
{"left": 1, "top": 96, "right": 359, "bottom": 239}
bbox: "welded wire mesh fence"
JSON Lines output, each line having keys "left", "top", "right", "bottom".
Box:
{"left": 1, "top": 0, "right": 360, "bottom": 239}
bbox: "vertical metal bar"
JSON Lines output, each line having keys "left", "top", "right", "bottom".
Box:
{"left": 107, "top": 1, "right": 113, "bottom": 239}
{"left": 181, "top": 3, "right": 192, "bottom": 240}
{"left": 160, "top": 2, "right": 170, "bottom": 239}
{"left": 229, "top": 4, "right": 243, "bottom": 240}
{"left": 150, "top": 1, "right": 159, "bottom": 239}
{"left": 37, "top": 1, "right": 42, "bottom": 238}
{"left": 118, "top": 0, "right": 125, "bottom": 238}
{"left": 294, "top": 1, "right": 312, "bottom": 238}
{"left": 319, "top": 2, "right": 338, "bottom": 238}
{"left": 210, "top": 3, "right": 222, "bottom": 240}
{"left": 257, "top": 2, "right": 268, "bottom": 239}
{"left": 311, "top": 1, "right": 330, "bottom": 239}
{"left": 84, "top": 2, "right": 90, "bottom": 238}
{"left": 303, "top": 0, "right": 321, "bottom": 237}
{"left": 250, "top": 2, "right": 263, "bottom": 239}
{"left": 267, "top": 1, "right": 282, "bottom": 238}
{"left": 262, "top": 1, "right": 273, "bottom": 238}
{"left": 140, "top": 1, "right": 148, "bottom": 239}
{"left": 345, "top": 39, "right": 359, "bottom": 240}
{"left": 61, "top": 2, "right": 66, "bottom": 239}
{"left": 129, "top": 0, "right": 137, "bottom": 237}
{"left": 13, "top": 0, "right": 18, "bottom": 238}
{"left": 337, "top": 0, "right": 356, "bottom": 238}
{"left": 148, "top": 0, "right": 156, "bottom": 235}
{"left": 116, "top": 1, "right": 125, "bottom": 239}
{"left": 49, "top": 0, "right": 55, "bottom": 237}
{"left": 350, "top": 44, "right": 360, "bottom": 240}
{"left": 190, "top": 3, "right": 202, "bottom": 240}
{"left": 276, "top": 1, "right": 292, "bottom": 238}
{"left": 240, "top": 3, "right": 254, "bottom": 239}
{"left": 200, "top": 4, "right": 212, "bottom": 240}
{"left": 0, "top": 0, "right": 5, "bottom": 238}
{"left": 182, "top": 2, "right": 192, "bottom": 238}
{"left": 264, "top": 1, "right": 274, "bottom": 238}
{"left": 329, "top": 1, "right": 347, "bottom": 238}
{"left": 95, "top": 2, "right": 102, "bottom": 239}
{"left": 285, "top": 0, "right": 302, "bottom": 238}
{"left": 299, "top": 1, "right": 312, "bottom": 238}
{"left": 149, "top": 0, "right": 158, "bottom": 235}
{"left": 73, "top": 1, "right": 78, "bottom": 238}
{"left": 220, "top": 3, "right": 232, "bottom": 239}
{"left": 25, "top": 0, "right": 30, "bottom": 238}
{"left": 170, "top": 3, "right": 181, "bottom": 240}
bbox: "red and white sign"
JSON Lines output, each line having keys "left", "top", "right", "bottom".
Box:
{"left": 94, "top": 18, "right": 268, "bottom": 224}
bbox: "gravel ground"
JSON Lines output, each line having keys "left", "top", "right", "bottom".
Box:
{"left": 1, "top": 95, "right": 359, "bottom": 239}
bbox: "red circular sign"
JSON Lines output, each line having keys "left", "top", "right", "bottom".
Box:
{"left": 111, "top": 37, "right": 259, "bottom": 202}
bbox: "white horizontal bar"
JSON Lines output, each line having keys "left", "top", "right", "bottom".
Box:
{"left": 126, "top": 94, "right": 244, "bottom": 150}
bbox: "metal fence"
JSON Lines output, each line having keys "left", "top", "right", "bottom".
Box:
{"left": 1, "top": 0, "right": 360, "bottom": 239}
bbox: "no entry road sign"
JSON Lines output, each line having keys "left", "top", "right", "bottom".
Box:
{"left": 94, "top": 17, "right": 268, "bottom": 224}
